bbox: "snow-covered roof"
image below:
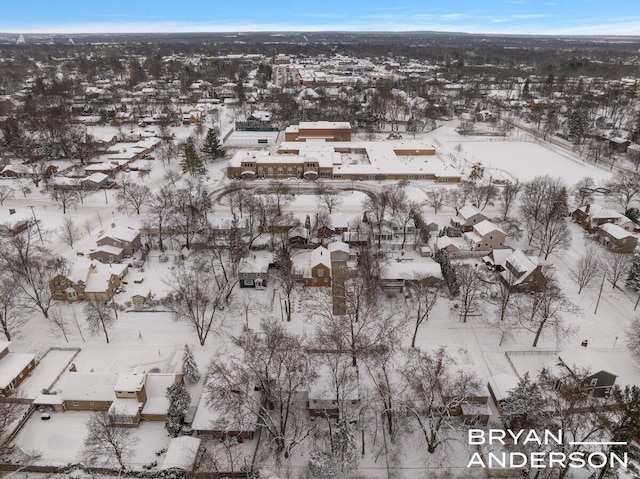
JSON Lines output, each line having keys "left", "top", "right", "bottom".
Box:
{"left": 83, "top": 172, "right": 109, "bottom": 184}
{"left": 488, "top": 373, "right": 519, "bottom": 402}
{"left": 599, "top": 222, "right": 634, "bottom": 240}
{"left": 473, "top": 220, "right": 505, "bottom": 237}
{"left": 114, "top": 373, "right": 145, "bottom": 393}
{"left": 381, "top": 260, "right": 443, "bottom": 281}
{"left": 559, "top": 347, "right": 617, "bottom": 377}
{"left": 327, "top": 241, "right": 349, "bottom": 254}
{"left": 109, "top": 397, "right": 140, "bottom": 417}
{"left": 60, "top": 372, "right": 119, "bottom": 401}
{"left": 161, "top": 436, "right": 201, "bottom": 471}
{"left": 0, "top": 353, "right": 35, "bottom": 389}
{"left": 311, "top": 246, "right": 331, "bottom": 269}
{"left": 141, "top": 374, "right": 178, "bottom": 416}
{"left": 458, "top": 204, "right": 484, "bottom": 221}
{"left": 84, "top": 271, "right": 112, "bottom": 294}
{"left": 90, "top": 245, "right": 124, "bottom": 256}
{"left": 98, "top": 226, "right": 139, "bottom": 243}
{"left": 436, "top": 236, "right": 464, "bottom": 250}
{"left": 483, "top": 248, "right": 513, "bottom": 267}
{"left": 238, "top": 251, "right": 273, "bottom": 274}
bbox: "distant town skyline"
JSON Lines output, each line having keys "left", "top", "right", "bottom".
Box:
{"left": 1, "top": 0, "right": 639, "bottom": 36}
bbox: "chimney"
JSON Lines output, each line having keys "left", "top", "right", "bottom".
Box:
{"left": 581, "top": 340, "right": 588, "bottom": 348}
{"left": 585, "top": 204, "right": 590, "bottom": 213}
{"left": 9, "top": 209, "right": 15, "bottom": 215}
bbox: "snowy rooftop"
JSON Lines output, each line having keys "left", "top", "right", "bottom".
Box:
{"left": 599, "top": 222, "right": 634, "bottom": 240}
{"left": 161, "top": 436, "right": 201, "bottom": 471}
{"left": 114, "top": 373, "right": 145, "bottom": 393}
{"left": 90, "top": 245, "right": 124, "bottom": 256}
{"left": 327, "top": 241, "right": 349, "bottom": 254}
{"left": 238, "top": 251, "right": 273, "bottom": 274}
{"left": 310, "top": 246, "right": 331, "bottom": 269}
{"left": 0, "top": 353, "right": 35, "bottom": 389}
{"left": 559, "top": 347, "right": 617, "bottom": 377}
{"left": 381, "top": 259, "right": 443, "bottom": 281}
{"left": 458, "top": 204, "right": 484, "bottom": 221}
{"left": 473, "top": 220, "right": 505, "bottom": 237}
{"left": 109, "top": 397, "right": 140, "bottom": 417}
{"left": 98, "top": 226, "right": 139, "bottom": 243}
{"left": 59, "top": 372, "right": 119, "bottom": 401}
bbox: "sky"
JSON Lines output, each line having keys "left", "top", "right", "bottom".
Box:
{"left": 1, "top": 0, "right": 639, "bottom": 36}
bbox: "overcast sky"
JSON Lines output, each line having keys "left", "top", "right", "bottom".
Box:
{"left": 2, "top": 0, "right": 639, "bottom": 35}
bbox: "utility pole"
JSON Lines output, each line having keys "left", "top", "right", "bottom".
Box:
{"left": 28, "top": 205, "right": 44, "bottom": 243}
{"left": 594, "top": 270, "right": 606, "bottom": 315}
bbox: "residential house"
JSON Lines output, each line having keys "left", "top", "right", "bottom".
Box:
{"left": 191, "top": 382, "right": 259, "bottom": 440}
{"left": 238, "top": 252, "right": 273, "bottom": 289}
{"left": 499, "top": 249, "right": 547, "bottom": 292}
{"left": 50, "top": 260, "right": 128, "bottom": 302}
{"left": 80, "top": 172, "right": 110, "bottom": 189}
{"left": 88, "top": 245, "right": 125, "bottom": 264}
{"left": 293, "top": 246, "right": 332, "bottom": 287}
{"left": 463, "top": 220, "right": 506, "bottom": 251}
{"left": 573, "top": 204, "right": 625, "bottom": 232}
{"left": 97, "top": 226, "right": 142, "bottom": 256}
{"left": 597, "top": 223, "right": 638, "bottom": 253}
{"left": 0, "top": 341, "right": 37, "bottom": 397}
{"left": 306, "top": 364, "right": 360, "bottom": 418}
{"left": 451, "top": 205, "right": 489, "bottom": 232}
{"left": 435, "top": 236, "right": 466, "bottom": 255}
{"left": 60, "top": 372, "right": 119, "bottom": 411}
{"left": 380, "top": 259, "right": 444, "bottom": 292}
{"left": 482, "top": 248, "right": 514, "bottom": 271}
{"left": 328, "top": 241, "right": 350, "bottom": 262}
{"left": 555, "top": 347, "right": 617, "bottom": 398}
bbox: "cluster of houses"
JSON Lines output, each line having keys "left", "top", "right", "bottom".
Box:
{"left": 49, "top": 226, "right": 150, "bottom": 304}
{"left": 572, "top": 203, "right": 639, "bottom": 253}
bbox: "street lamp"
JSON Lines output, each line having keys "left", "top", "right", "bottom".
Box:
{"left": 28, "top": 205, "right": 44, "bottom": 243}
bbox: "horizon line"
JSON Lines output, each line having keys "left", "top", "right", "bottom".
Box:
{"left": 2, "top": 30, "right": 640, "bottom": 38}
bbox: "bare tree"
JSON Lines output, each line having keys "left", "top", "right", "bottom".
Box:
{"left": 58, "top": 216, "right": 80, "bottom": 249}
{"left": 273, "top": 246, "right": 298, "bottom": 322}
{"left": 314, "top": 181, "right": 343, "bottom": 214}
{"left": 462, "top": 181, "right": 498, "bottom": 211}
{"left": 402, "top": 347, "right": 481, "bottom": 453}
{"left": 0, "top": 185, "right": 14, "bottom": 205}
{"left": 520, "top": 176, "right": 568, "bottom": 246}
{"left": 72, "top": 180, "right": 96, "bottom": 204}
{"left": 0, "top": 227, "right": 66, "bottom": 319}
{"left": 406, "top": 277, "right": 441, "bottom": 348}
{"left": 206, "top": 320, "right": 317, "bottom": 459}
{"left": 446, "top": 188, "right": 466, "bottom": 215}
{"left": 572, "top": 177, "right": 596, "bottom": 206}
{"left": 569, "top": 249, "right": 601, "bottom": 294}
{"left": 498, "top": 181, "right": 521, "bottom": 220}
{"left": 117, "top": 182, "right": 151, "bottom": 215}
{"left": 517, "top": 279, "right": 578, "bottom": 347}
{"left": 426, "top": 188, "right": 446, "bottom": 214}
{"left": 604, "top": 171, "right": 640, "bottom": 211}
{"left": 50, "top": 187, "right": 78, "bottom": 214}
{"left": 84, "top": 300, "right": 115, "bottom": 344}
{"left": 627, "top": 317, "right": 640, "bottom": 363}
{"left": 455, "top": 264, "right": 483, "bottom": 323}
{"left": 83, "top": 411, "right": 139, "bottom": 469}
{"left": 166, "top": 261, "right": 232, "bottom": 346}
{"left": 533, "top": 218, "right": 571, "bottom": 260}
{"left": 602, "top": 251, "right": 632, "bottom": 289}
{"left": 147, "top": 185, "right": 173, "bottom": 251}
{"left": 0, "top": 277, "right": 25, "bottom": 341}
{"left": 267, "top": 181, "right": 293, "bottom": 216}
{"left": 167, "top": 180, "right": 211, "bottom": 249}
{"left": 0, "top": 401, "right": 23, "bottom": 455}
{"left": 310, "top": 280, "right": 407, "bottom": 368}
{"left": 364, "top": 186, "right": 392, "bottom": 248}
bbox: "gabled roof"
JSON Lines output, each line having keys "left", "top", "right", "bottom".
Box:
{"left": 98, "top": 226, "right": 139, "bottom": 243}
{"left": 558, "top": 347, "right": 617, "bottom": 378}
{"left": 311, "top": 246, "right": 331, "bottom": 269}
{"left": 458, "top": 204, "right": 484, "bottom": 221}
{"left": 474, "top": 220, "right": 505, "bottom": 237}
{"left": 599, "top": 222, "right": 634, "bottom": 240}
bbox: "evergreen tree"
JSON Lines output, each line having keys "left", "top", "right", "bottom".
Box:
{"left": 626, "top": 254, "right": 640, "bottom": 292}
{"left": 308, "top": 418, "right": 359, "bottom": 479}
{"left": 434, "top": 248, "right": 459, "bottom": 296}
{"left": 165, "top": 383, "right": 191, "bottom": 437}
{"left": 500, "top": 373, "right": 546, "bottom": 430}
{"left": 182, "top": 344, "right": 201, "bottom": 383}
{"left": 201, "top": 128, "right": 225, "bottom": 162}
{"left": 568, "top": 108, "right": 589, "bottom": 145}
{"left": 181, "top": 142, "right": 206, "bottom": 177}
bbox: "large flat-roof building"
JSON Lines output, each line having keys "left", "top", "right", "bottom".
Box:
{"left": 227, "top": 138, "right": 461, "bottom": 183}
{"left": 284, "top": 121, "right": 352, "bottom": 142}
